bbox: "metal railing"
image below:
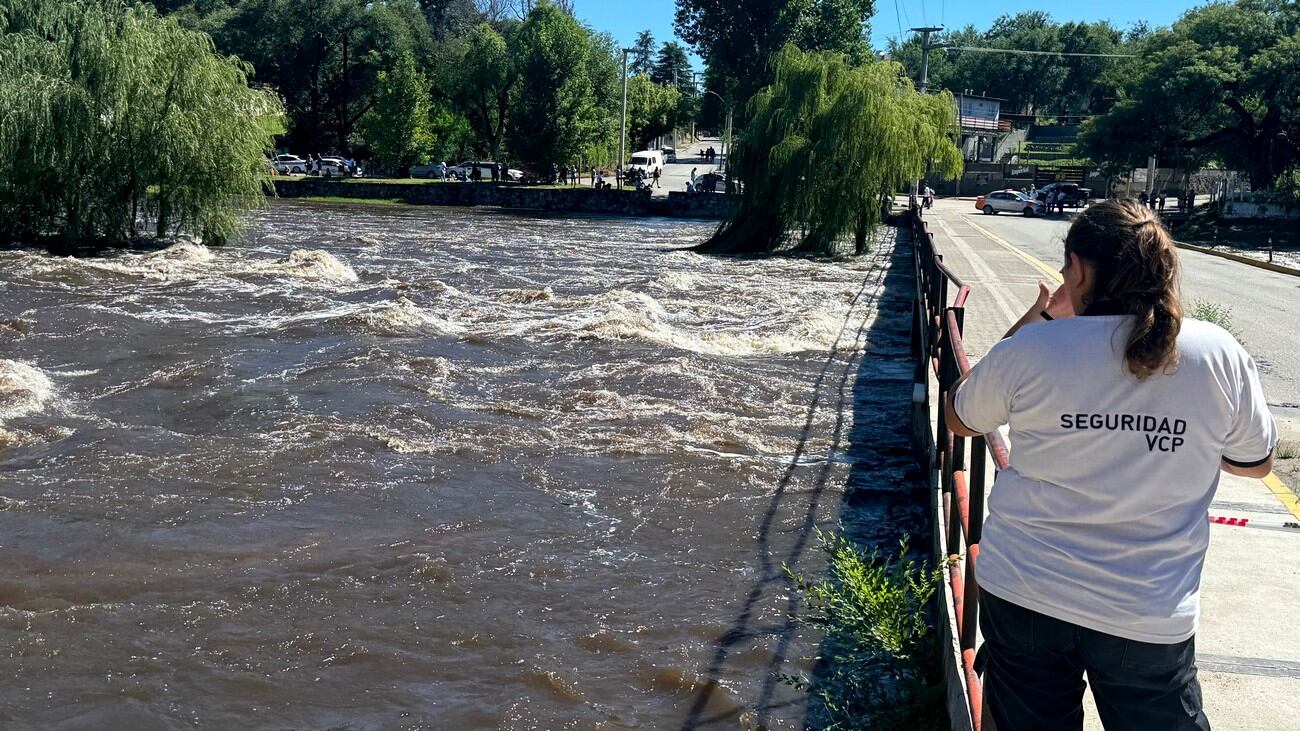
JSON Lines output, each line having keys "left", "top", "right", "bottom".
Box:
{"left": 908, "top": 205, "right": 1010, "bottom": 731}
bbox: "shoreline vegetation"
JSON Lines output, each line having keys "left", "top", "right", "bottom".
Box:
{"left": 695, "top": 46, "right": 963, "bottom": 258}
{"left": 0, "top": 0, "right": 280, "bottom": 253}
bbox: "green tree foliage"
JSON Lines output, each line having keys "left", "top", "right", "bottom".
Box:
{"left": 1079, "top": 0, "right": 1300, "bottom": 191}
{"left": 196, "top": 0, "right": 434, "bottom": 153}
{"left": 793, "top": 0, "right": 875, "bottom": 61}
{"left": 360, "top": 53, "right": 434, "bottom": 174}
{"left": 888, "top": 14, "right": 1127, "bottom": 116}
{"left": 506, "top": 1, "right": 604, "bottom": 171}
{"left": 0, "top": 0, "right": 281, "bottom": 249}
{"left": 700, "top": 46, "right": 962, "bottom": 257}
{"left": 441, "top": 22, "right": 514, "bottom": 158}
{"left": 626, "top": 75, "right": 681, "bottom": 151}
{"left": 579, "top": 29, "right": 624, "bottom": 168}
{"left": 675, "top": 0, "right": 874, "bottom": 113}
{"left": 651, "top": 41, "right": 693, "bottom": 93}
{"left": 630, "top": 29, "right": 655, "bottom": 76}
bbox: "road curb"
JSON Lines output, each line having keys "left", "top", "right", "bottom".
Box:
{"left": 1174, "top": 241, "right": 1300, "bottom": 278}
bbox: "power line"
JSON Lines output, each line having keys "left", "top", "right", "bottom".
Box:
{"left": 947, "top": 46, "right": 1136, "bottom": 58}
{"left": 892, "top": 0, "right": 905, "bottom": 46}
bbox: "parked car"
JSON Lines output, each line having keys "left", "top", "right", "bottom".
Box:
{"left": 410, "top": 161, "right": 448, "bottom": 179}
{"left": 976, "top": 190, "right": 1045, "bottom": 216}
{"left": 662, "top": 147, "right": 677, "bottom": 163}
{"left": 448, "top": 161, "right": 523, "bottom": 181}
{"left": 272, "top": 154, "right": 307, "bottom": 175}
{"left": 1035, "top": 182, "right": 1091, "bottom": 207}
{"left": 690, "top": 171, "right": 726, "bottom": 193}
{"left": 316, "top": 157, "right": 350, "bottom": 177}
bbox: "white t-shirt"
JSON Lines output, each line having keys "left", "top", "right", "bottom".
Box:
{"left": 954, "top": 316, "right": 1277, "bottom": 643}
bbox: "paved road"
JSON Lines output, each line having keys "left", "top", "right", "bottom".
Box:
{"left": 925, "top": 198, "right": 1300, "bottom": 425}
{"left": 655, "top": 138, "right": 726, "bottom": 197}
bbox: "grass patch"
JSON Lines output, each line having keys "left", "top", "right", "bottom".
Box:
{"left": 1189, "top": 300, "right": 1244, "bottom": 343}
{"left": 296, "top": 196, "right": 406, "bottom": 206}
{"left": 1276, "top": 440, "right": 1299, "bottom": 461}
{"left": 785, "top": 530, "right": 949, "bottom": 731}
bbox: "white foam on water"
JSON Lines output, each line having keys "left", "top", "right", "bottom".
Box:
{"left": 557, "top": 289, "right": 854, "bottom": 357}
{"left": 0, "top": 360, "right": 56, "bottom": 422}
{"left": 262, "top": 249, "right": 359, "bottom": 283}
{"left": 344, "top": 297, "right": 465, "bottom": 338}
{"left": 498, "top": 287, "right": 554, "bottom": 304}
{"left": 651, "top": 271, "right": 702, "bottom": 292}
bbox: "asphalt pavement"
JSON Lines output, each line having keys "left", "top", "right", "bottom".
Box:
{"left": 654, "top": 138, "right": 725, "bottom": 197}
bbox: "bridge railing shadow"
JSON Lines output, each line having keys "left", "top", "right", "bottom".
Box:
{"left": 677, "top": 225, "right": 927, "bottom": 730}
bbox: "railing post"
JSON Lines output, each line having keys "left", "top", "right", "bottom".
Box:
{"left": 969, "top": 438, "right": 987, "bottom": 545}
{"left": 962, "top": 437, "right": 988, "bottom": 650}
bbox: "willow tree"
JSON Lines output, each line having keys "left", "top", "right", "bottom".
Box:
{"left": 0, "top": 0, "right": 281, "bottom": 250}
{"left": 699, "top": 46, "right": 962, "bottom": 257}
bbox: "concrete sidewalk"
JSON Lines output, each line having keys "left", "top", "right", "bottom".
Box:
{"left": 920, "top": 203, "right": 1300, "bottom": 730}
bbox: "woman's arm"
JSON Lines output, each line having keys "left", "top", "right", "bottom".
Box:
{"left": 1004, "top": 281, "right": 1074, "bottom": 340}
{"left": 1220, "top": 454, "right": 1275, "bottom": 479}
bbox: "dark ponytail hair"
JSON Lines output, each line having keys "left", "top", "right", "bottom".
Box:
{"left": 1064, "top": 199, "right": 1182, "bottom": 380}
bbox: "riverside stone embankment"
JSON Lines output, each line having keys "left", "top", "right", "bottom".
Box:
{"left": 273, "top": 178, "right": 737, "bottom": 219}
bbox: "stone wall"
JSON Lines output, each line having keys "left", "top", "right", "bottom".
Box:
{"left": 654, "top": 191, "right": 737, "bottom": 219}
{"left": 273, "top": 179, "right": 736, "bottom": 220}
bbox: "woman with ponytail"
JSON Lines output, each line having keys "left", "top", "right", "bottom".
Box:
{"left": 944, "top": 199, "right": 1278, "bottom": 730}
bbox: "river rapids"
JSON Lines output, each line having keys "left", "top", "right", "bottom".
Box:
{"left": 0, "top": 201, "right": 905, "bottom": 729}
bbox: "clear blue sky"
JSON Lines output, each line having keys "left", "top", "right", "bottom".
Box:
{"left": 570, "top": 0, "right": 1197, "bottom": 70}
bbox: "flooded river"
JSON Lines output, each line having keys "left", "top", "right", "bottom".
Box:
{"left": 0, "top": 202, "right": 908, "bottom": 729}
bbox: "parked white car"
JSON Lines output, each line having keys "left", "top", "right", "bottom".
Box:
{"left": 272, "top": 154, "right": 307, "bottom": 175}
{"left": 976, "top": 189, "right": 1045, "bottom": 216}
{"left": 316, "top": 157, "right": 351, "bottom": 177}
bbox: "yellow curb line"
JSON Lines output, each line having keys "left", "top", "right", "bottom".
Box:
{"left": 1174, "top": 241, "right": 1300, "bottom": 278}
{"left": 1262, "top": 473, "right": 1300, "bottom": 522}
{"left": 961, "top": 215, "right": 1064, "bottom": 283}
{"left": 957, "top": 214, "right": 1300, "bottom": 520}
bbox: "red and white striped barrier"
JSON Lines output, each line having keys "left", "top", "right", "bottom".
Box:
{"left": 1208, "top": 514, "right": 1300, "bottom": 534}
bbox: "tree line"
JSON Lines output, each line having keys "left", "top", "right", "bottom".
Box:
{"left": 146, "top": 0, "right": 693, "bottom": 175}
{"left": 883, "top": 4, "right": 1299, "bottom": 194}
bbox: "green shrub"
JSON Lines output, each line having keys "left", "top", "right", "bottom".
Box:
{"left": 786, "top": 530, "right": 949, "bottom": 730}
{"left": 1190, "top": 300, "right": 1243, "bottom": 344}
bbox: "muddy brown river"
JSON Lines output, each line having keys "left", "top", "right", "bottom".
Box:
{"left": 0, "top": 201, "right": 914, "bottom": 729}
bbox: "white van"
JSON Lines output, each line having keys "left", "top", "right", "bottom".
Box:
{"left": 627, "top": 150, "right": 665, "bottom": 176}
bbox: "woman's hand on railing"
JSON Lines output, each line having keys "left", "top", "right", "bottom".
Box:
{"left": 1003, "top": 281, "right": 1073, "bottom": 339}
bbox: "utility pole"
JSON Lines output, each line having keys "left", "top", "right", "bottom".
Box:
{"left": 912, "top": 26, "right": 944, "bottom": 202}
{"left": 620, "top": 48, "right": 630, "bottom": 189}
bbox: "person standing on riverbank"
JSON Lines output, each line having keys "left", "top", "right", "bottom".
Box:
{"left": 946, "top": 199, "right": 1276, "bottom": 731}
